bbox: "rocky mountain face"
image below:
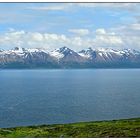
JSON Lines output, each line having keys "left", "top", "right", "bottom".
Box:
{"left": 0, "top": 47, "right": 140, "bottom": 68}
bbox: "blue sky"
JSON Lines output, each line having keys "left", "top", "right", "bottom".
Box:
{"left": 0, "top": 3, "right": 140, "bottom": 51}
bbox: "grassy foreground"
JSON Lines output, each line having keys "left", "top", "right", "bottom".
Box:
{"left": 0, "top": 118, "right": 140, "bottom": 138}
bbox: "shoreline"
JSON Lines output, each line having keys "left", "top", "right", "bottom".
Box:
{"left": 0, "top": 117, "right": 140, "bottom": 138}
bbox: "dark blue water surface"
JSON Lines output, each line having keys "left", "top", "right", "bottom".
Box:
{"left": 0, "top": 69, "right": 140, "bottom": 128}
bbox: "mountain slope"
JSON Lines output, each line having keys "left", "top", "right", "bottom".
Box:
{"left": 0, "top": 47, "right": 59, "bottom": 68}
{"left": 0, "top": 47, "right": 140, "bottom": 68}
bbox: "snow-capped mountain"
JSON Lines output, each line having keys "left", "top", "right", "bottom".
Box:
{"left": 79, "top": 47, "right": 124, "bottom": 60}
{"left": 50, "top": 46, "right": 76, "bottom": 59}
{"left": 0, "top": 46, "right": 140, "bottom": 68}
{"left": 0, "top": 47, "right": 58, "bottom": 68}
{"left": 79, "top": 47, "right": 140, "bottom": 63}
{"left": 50, "top": 46, "right": 84, "bottom": 59}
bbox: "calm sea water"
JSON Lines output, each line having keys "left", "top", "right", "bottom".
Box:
{"left": 0, "top": 69, "right": 140, "bottom": 128}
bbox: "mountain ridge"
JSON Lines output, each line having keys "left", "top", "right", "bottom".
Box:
{"left": 0, "top": 46, "right": 140, "bottom": 68}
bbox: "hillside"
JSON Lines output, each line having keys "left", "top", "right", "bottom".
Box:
{"left": 0, "top": 118, "right": 140, "bottom": 138}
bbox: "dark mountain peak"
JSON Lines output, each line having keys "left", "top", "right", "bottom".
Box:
{"left": 87, "top": 47, "right": 93, "bottom": 51}
{"left": 58, "top": 46, "right": 72, "bottom": 53}
{"left": 22, "top": 48, "right": 26, "bottom": 51}
{"left": 79, "top": 47, "right": 94, "bottom": 54}
{"left": 55, "top": 46, "right": 75, "bottom": 56}
{"left": 14, "top": 47, "right": 20, "bottom": 51}
{"left": 0, "top": 49, "right": 3, "bottom": 52}
{"left": 13, "top": 47, "right": 26, "bottom": 52}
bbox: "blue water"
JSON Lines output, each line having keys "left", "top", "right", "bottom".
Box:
{"left": 0, "top": 69, "right": 140, "bottom": 128}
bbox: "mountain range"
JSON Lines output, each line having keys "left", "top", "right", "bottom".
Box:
{"left": 0, "top": 46, "right": 140, "bottom": 68}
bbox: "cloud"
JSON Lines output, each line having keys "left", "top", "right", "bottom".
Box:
{"left": 0, "top": 30, "right": 81, "bottom": 51}
{"left": 94, "top": 29, "right": 124, "bottom": 48}
{"left": 28, "top": 4, "right": 74, "bottom": 11}
{"left": 69, "top": 29, "right": 90, "bottom": 36}
{"left": 111, "top": 23, "right": 140, "bottom": 36}
{"left": 129, "top": 23, "right": 140, "bottom": 30}
{"left": 29, "top": 5, "right": 66, "bottom": 11}
{"left": 76, "top": 3, "right": 139, "bottom": 11}
{"left": 28, "top": 3, "right": 140, "bottom": 13}
{"left": 0, "top": 22, "right": 140, "bottom": 51}
{"left": 0, "top": 30, "right": 121, "bottom": 51}
{"left": 110, "top": 23, "right": 140, "bottom": 49}
{"left": 95, "top": 28, "right": 106, "bottom": 35}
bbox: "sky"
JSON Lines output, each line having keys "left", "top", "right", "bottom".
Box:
{"left": 0, "top": 3, "right": 140, "bottom": 51}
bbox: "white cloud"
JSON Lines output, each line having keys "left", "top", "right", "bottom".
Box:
{"left": 109, "top": 23, "right": 140, "bottom": 49}
{"left": 82, "top": 23, "right": 140, "bottom": 50}
{"left": 69, "top": 29, "right": 90, "bottom": 36}
{"left": 129, "top": 23, "right": 140, "bottom": 30}
{"left": 0, "top": 23, "right": 140, "bottom": 51}
{"left": 28, "top": 3, "right": 140, "bottom": 13}
{"left": 28, "top": 4, "right": 74, "bottom": 11}
{"left": 111, "top": 23, "right": 140, "bottom": 36}
{"left": 0, "top": 29, "right": 92, "bottom": 51}
{"left": 29, "top": 5, "right": 66, "bottom": 11}
{"left": 30, "top": 32, "right": 44, "bottom": 41}
{"left": 96, "top": 28, "right": 106, "bottom": 35}
{"left": 76, "top": 3, "right": 139, "bottom": 11}
{"left": 26, "top": 3, "right": 140, "bottom": 20}
{"left": 93, "top": 28, "right": 124, "bottom": 48}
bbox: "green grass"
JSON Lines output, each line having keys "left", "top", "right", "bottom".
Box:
{"left": 0, "top": 118, "right": 140, "bottom": 138}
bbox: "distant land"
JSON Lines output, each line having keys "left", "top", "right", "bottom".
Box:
{"left": 0, "top": 118, "right": 140, "bottom": 138}
{"left": 1, "top": 46, "right": 140, "bottom": 68}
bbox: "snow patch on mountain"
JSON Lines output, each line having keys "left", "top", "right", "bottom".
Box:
{"left": 50, "top": 50, "right": 64, "bottom": 59}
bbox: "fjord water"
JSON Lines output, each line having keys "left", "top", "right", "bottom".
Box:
{"left": 0, "top": 69, "right": 140, "bottom": 128}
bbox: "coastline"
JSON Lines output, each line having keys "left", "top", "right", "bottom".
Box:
{"left": 0, "top": 117, "right": 140, "bottom": 138}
